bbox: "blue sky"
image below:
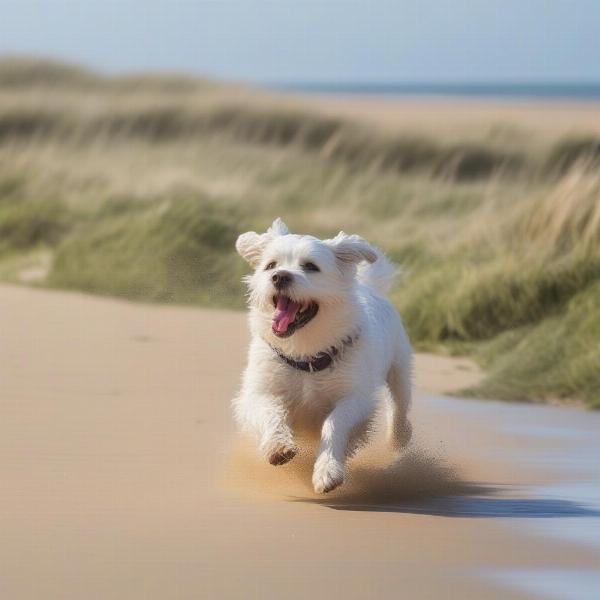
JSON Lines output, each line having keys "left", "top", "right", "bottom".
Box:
{"left": 1, "top": 0, "right": 599, "bottom": 82}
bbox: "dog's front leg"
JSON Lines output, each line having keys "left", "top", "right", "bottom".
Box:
{"left": 235, "top": 392, "right": 297, "bottom": 466}
{"left": 312, "top": 393, "right": 374, "bottom": 493}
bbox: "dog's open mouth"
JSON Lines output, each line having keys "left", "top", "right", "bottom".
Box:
{"left": 272, "top": 295, "right": 319, "bottom": 338}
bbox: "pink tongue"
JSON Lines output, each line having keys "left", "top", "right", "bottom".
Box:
{"left": 273, "top": 296, "right": 301, "bottom": 334}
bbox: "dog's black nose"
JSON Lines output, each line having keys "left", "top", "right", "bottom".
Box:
{"left": 272, "top": 270, "right": 293, "bottom": 289}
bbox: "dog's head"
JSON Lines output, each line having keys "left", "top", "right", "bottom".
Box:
{"left": 236, "top": 218, "right": 376, "bottom": 355}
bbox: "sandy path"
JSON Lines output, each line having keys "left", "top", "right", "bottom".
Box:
{"left": 1, "top": 285, "right": 599, "bottom": 600}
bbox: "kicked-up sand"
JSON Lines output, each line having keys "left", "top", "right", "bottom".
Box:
{"left": 1, "top": 285, "right": 599, "bottom": 600}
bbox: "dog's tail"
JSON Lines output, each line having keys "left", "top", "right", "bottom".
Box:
{"left": 357, "top": 248, "right": 399, "bottom": 294}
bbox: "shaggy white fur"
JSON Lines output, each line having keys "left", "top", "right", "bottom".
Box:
{"left": 233, "top": 218, "right": 412, "bottom": 493}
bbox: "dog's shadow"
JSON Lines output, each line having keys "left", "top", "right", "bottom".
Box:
{"left": 292, "top": 450, "right": 600, "bottom": 519}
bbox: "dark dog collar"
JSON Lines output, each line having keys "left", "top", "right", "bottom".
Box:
{"left": 270, "top": 331, "right": 359, "bottom": 373}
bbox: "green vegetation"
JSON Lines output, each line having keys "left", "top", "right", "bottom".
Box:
{"left": 1, "top": 57, "right": 599, "bottom": 407}
{"left": 50, "top": 196, "right": 247, "bottom": 305}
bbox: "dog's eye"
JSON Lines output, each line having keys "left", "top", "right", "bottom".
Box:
{"left": 264, "top": 261, "right": 277, "bottom": 271}
{"left": 303, "top": 262, "right": 320, "bottom": 272}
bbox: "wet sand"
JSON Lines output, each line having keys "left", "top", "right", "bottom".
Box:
{"left": 1, "top": 285, "right": 599, "bottom": 600}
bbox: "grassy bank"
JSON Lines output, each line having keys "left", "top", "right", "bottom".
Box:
{"left": 1, "top": 58, "right": 599, "bottom": 407}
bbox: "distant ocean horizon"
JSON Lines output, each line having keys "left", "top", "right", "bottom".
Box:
{"left": 266, "top": 81, "right": 600, "bottom": 101}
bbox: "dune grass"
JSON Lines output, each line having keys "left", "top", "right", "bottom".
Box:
{"left": 1, "top": 57, "right": 599, "bottom": 408}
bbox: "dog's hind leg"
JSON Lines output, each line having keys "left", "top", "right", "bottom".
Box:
{"left": 386, "top": 349, "right": 412, "bottom": 452}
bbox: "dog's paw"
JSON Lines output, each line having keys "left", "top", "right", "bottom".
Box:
{"left": 267, "top": 444, "right": 298, "bottom": 466}
{"left": 312, "top": 454, "right": 344, "bottom": 494}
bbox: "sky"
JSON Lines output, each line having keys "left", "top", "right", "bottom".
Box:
{"left": 0, "top": 0, "right": 599, "bottom": 83}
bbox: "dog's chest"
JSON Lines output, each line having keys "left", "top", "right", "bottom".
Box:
{"left": 279, "top": 365, "right": 352, "bottom": 413}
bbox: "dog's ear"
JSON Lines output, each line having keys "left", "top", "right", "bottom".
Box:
{"left": 235, "top": 231, "right": 269, "bottom": 267}
{"left": 268, "top": 217, "right": 289, "bottom": 236}
{"left": 236, "top": 219, "right": 290, "bottom": 267}
{"left": 325, "top": 232, "right": 378, "bottom": 265}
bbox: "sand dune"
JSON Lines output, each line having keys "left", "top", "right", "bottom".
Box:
{"left": 1, "top": 285, "right": 598, "bottom": 600}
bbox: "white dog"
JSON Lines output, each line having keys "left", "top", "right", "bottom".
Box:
{"left": 234, "top": 218, "right": 412, "bottom": 493}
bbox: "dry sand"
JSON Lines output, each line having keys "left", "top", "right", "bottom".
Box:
{"left": 295, "top": 93, "right": 600, "bottom": 142}
{"left": 1, "top": 285, "right": 599, "bottom": 600}
{"left": 414, "top": 351, "right": 482, "bottom": 395}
